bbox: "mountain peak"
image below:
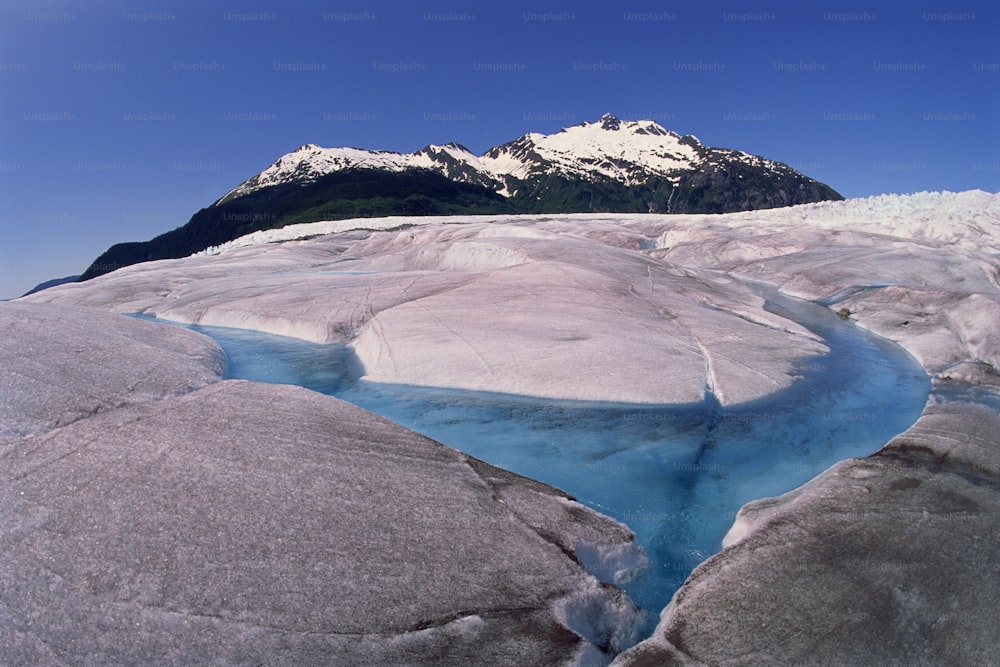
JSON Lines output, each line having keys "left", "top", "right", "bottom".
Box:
{"left": 81, "top": 114, "right": 845, "bottom": 281}
{"left": 419, "top": 142, "right": 475, "bottom": 155}
{"left": 599, "top": 113, "right": 621, "bottom": 130}
{"left": 217, "top": 113, "right": 840, "bottom": 210}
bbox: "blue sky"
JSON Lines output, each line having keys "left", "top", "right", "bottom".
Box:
{"left": 1, "top": 0, "right": 997, "bottom": 299}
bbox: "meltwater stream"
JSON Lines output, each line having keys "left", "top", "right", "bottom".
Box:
{"left": 135, "top": 286, "right": 929, "bottom": 639}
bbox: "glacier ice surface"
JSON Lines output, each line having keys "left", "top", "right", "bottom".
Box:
{"left": 2, "top": 302, "right": 642, "bottom": 665}
{"left": 19, "top": 190, "right": 1000, "bottom": 663}
{"left": 162, "top": 279, "right": 928, "bottom": 633}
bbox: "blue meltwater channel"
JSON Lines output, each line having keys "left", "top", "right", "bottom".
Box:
{"left": 134, "top": 285, "right": 929, "bottom": 640}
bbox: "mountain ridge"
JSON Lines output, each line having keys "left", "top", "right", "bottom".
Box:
{"left": 217, "top": 113, "right": 826, "bottom": 206}
{"left": 80, "top": 113, "right": 842, "bottom": 281}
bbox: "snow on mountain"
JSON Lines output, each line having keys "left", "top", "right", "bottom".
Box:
{"left": 478, "top": 113, "right": 704, "bottom": 184}
{"left": 78, "top": 114, "right": 841, "bottom": 284}
{"left": 219, "top": 113, "right": 800, "bottom": 203}
{"left": 218, "top": 143, "right": 478, "bottom": 202}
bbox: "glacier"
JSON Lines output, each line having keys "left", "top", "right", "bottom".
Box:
{"left": 37, "top": 216, "right": 830, "bottom": 406}
{"left": 141, "top": 286, "right": 929, "bottom": 634}
{"left": 0, "top": 302, "right": 643, "bottom": 665}
{"left": 15, "top": 189, "right": 1000, "bottom": 664}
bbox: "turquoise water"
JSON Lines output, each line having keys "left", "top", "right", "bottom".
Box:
{"left": 133, "top": 288, "right": 929, "bottom": 637}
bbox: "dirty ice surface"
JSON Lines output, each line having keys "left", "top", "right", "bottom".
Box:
{"left": 136, "top": 283, "right": 929, "bottom": 630}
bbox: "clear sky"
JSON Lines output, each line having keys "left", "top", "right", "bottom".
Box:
{"left": 1, "top": 0, "right": 997, "bottom": 299}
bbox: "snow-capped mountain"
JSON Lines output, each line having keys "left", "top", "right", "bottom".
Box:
{"left": 478, "top": 113, "right": 703, "bottom": 186}
{"left": 80, "top": 114, "right": 842, "bottom": 282}
{"left": 217, "top": 144, "right": 482, "bottom": 201}
{"left": 218, "top": 113, "right": 838, "bottom": 211}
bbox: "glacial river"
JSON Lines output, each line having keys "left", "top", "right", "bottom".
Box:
{"left": 135, "top": 286, "right": 929, "bottom": 638}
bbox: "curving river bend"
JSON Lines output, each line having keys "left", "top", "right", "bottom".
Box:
{"left": 136, "top": 284, "right": 929, "bottom": 639}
